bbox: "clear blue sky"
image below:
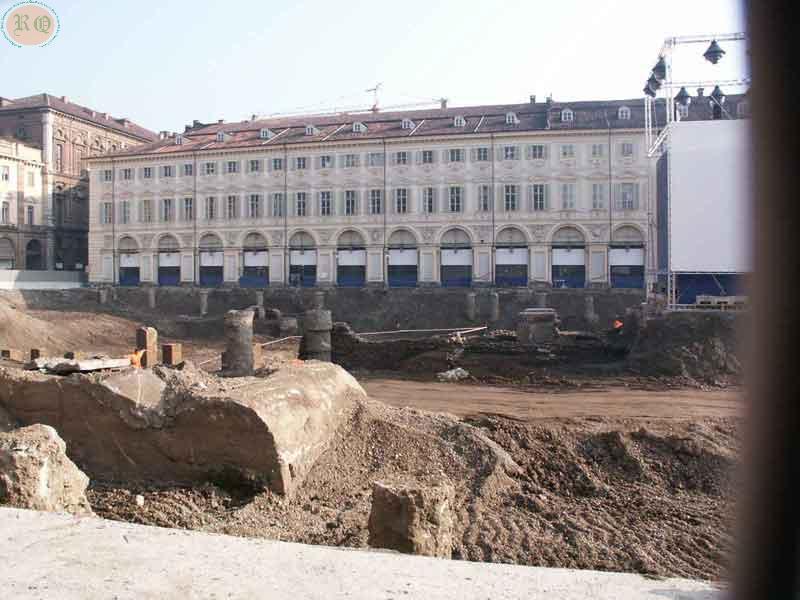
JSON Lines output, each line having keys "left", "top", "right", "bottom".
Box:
{"left": 0, "top": 0, "right": 747, "bottom": 132}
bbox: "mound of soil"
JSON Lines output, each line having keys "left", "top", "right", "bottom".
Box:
{"left": 88, "top": 397, "right": 739, "bottom": 581}
{"left": 627, "top": 312, "right": 744, "bottom": 384}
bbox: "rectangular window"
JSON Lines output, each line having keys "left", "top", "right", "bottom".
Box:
{"left": 320, "top": 155, "right": 333, "bottom": 169}
{"left": 227, "top": 161, "right": 240, "bottom": 174}
{"left": 26, "top": 205, "right": 34, "bottom": 225}
{"left": 369, "top": 189, "right": 382, "bottom": 214}
{"left": 120, "top": 201, "right": 130, "bottom": 224}
{"left": 295, "top": 157, "right": 307, "bottom": 170}
{"left": 504, "top": 185, "right": 518, "bottom": 211}
{"left": 561, "top": 183, "right": 576, "bottom": 209}
{"left": 183, "top": 163, "right": 193, "bottom": 177}
{"left": 478, "top": 185, "right": 491, "bottom": 211}
{"left": 161, "top": 198, "right": 173, "bottom": 222}
{"left": 367, "top": 153, "right": 384, "bottom": 167}
{"left": 183, "top": 197, "right": 194, "bottom": 221}
{"left": 249, "top": 194, "right": 262, "bottom": 218}
{"left": 532, "top": 184, "right": 547, "bottom": 211}
{"left": 344, "top": 154, "right": 359, "bottom": 168}
{"left": 423, "top": 187, "right": 435, "bottom": 213}
{"left": 143, "top": 167, "right": 153, "bottom": 179}
{"left": 319, "top": 191, "right": 332, "bottom": 216}
{"left": 1, "top": 202, "right": 10, "bottom": 224}
{"left": 161, "top": 165, "right": 174, "bottom": 178}
{"left": 122, "top": 168, "right": 132, "bottom": 180}
{"left": 0, "top": 166, "right": 9, "bottom": 181}
{"left": 560, "top": 145, "right": 575, "bottom": 159}
{"left": 55, "top": 144, "right": 64, "bottom": 172}
{"left": 621, "top": 142, "right": 634, "bottom": 157}
{"left": 591, "top": 144, "right": 605, "bottom": 158}
{"left": 272, "top": 158, "right": 284, "bottom": 171}
{"left": 272, "top": 193, "right": 284, "bottom": 217}
{"left": 394, "top": 151, "right": 408, "bottom": 166}
{"left": 620, "top": 183, "right": 637, "bottom": 209}
{"left": 295, "top": 192, "right": 307, "bottom": 216}
{"left": 142, "top": 200, "right": 152, "bottom": 222}
{"left": 101, "top": 202, "right": 113, "bottom": 224}
{"left": 503, "top": 146, "right": 519, "bottom": 161}
{"left": 476, "top": 147, "right": 489, "bottom": 162}
{"left": 249, "top": 159, "right": 261, "bottom": 172}
{"left": 27, "top": 171, "right": 35, "bottom": 186}
{"left": 449, "top": 149, "right": 464, "bottom": 162}
{"left": 422, "top": 150, "right": 434, "bottom": 164}
{"left": 592, "top": 183, "right": 606, "bottom": 209}
{"left": 226, "top": 195, "right": 238, "bottom": 220}
{"left": 345, "top": 190, "right": 357, "bottom": 215}
{"left": 449, "top": 186, "right": 462, "bottom": 213}
{"left": 205, "top": 196, "right": 216, "bottom": 220}
{"left": 395, "top": 188, "right": 408, "bottom": 213}
{"left": 529, "top": 144, "right": 546, "bottom": 160}
{"left": 204, "top": 162, "right": 216, "bottom": 175}
{"left": 103, "top": 169, "right": 113, "bottom": 182}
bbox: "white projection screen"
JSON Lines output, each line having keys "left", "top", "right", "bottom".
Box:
{"left": 669, "top": 119, "right": 752, "bottom": 273}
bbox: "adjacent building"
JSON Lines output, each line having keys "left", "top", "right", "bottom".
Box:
{"left": 86, "top": 92, "right": 745, "bottom": 290}
{"left": 0, "top": 93, "right": 156, "bottom": 270}
{"left": 0, "top": 138, "right": 45, "bottom": 269}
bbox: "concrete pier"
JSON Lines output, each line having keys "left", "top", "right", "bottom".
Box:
{"left": 221, "top": 309, "right": 255, "bottom": 376}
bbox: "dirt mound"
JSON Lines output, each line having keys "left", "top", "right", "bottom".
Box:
{"left": 88, "top": 396, "right": 738, "bottom": 581}
{"left": 627, "top": 312, "right": 744, "bottom": 384}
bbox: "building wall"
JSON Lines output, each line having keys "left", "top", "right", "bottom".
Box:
{"left": 0, "top": 139, "right": 46, "bottom": 269}
{"left": 0, "top": 101, "right": 152, "bottom": 270}
{"left": 88, "top": 129, "right": 655, "bottom": 289}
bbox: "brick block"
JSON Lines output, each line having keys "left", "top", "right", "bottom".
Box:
{"left": 162, "top": 343, "right": 183, "bottom": 366}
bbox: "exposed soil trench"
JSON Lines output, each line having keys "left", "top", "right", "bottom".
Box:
{"left": 2, "top": 293, "right": 742, "bottom": 581}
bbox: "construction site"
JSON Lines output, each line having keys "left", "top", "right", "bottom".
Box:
{"left": 1, "top": 286, "right": 743, "bottom": 587}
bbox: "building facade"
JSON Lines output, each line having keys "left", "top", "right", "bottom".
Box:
{"left": 87, "top": 97, "right": 661, "bottom": 290}
{"left": 0, "top": 94, "right": 156, "bottom": 270}
{"left": 0, "top": 138, "right": 45, "bottom": 269}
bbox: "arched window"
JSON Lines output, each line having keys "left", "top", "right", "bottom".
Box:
{"left": 441, "top": 228, "right": 471, "bottom": 247}
{"left": 618, "top": 106, "right": 631, "bottom": 120}
{"left": 552, "top": 226, "right": 585, "bottom": 245}
{"left": 158, "top": 234, "right": 179, "bottom": 251}
{"left": 198, "top": 233, "right": 222, "bottom": 250}
{"left": 289, "top": 231, "right": 315, "bottom": 249}
{"left": 118, "top": 236, "right": 138, "bottom": 252}
{"left": 388, "top": 229, "right": 417, "bottom": 248}
{"left": 496, "top": 227, "right": 527, "bottom": 246}
{"left": 561, "top": 108, "right": 574, "bottom": 123}
{"left": 242, "top": 232, "right": 267, "bottom": 249}
{"left": 337, "top": 230, "right": 365, "bottom": 248}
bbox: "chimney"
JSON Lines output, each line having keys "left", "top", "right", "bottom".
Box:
{"left": 218, "top": 119, "right": 224, "bottom": 124}
{"left": 122, "top": 119, "right": 130, "bottom": 128}
{"left": 530, "top": 95, "right": 536, "bottom": 104}
{"left": 0, "top": 97, "right": 13, "bottom": 107}
{"left": 193, "top": 119, "right": 201, "bottom": 127}
{"left": 185, "top": 124, "right": 192, "bottom": 133}
{"left": 546, "top": 95, "right": 553, "bottom": 105}
{"left": 440, "top": 98, "right": 448, "bottom": 110}
{"left": 697, "top": 87, "right": 705, "bottom": 97}
{"left": 251, "top": 114, "right": 259, "bottom": 121}
{"left": 61, "top": 96, "right": 69, "bottom": 103}
{"left": 158, "top": 130, "right": 170, "bottom": 140}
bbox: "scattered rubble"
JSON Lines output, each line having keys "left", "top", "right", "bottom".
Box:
{"left": 369, "top": 478, "right": 455, "bottom": 558}
{"left": 0, "top": 424, "right": 93, "bottom": 515}
{"left": 0, "top": 404, "right": 15, "bottom": 433}
{"left": 436, "top": 368, "right": 469, "bottom": 383}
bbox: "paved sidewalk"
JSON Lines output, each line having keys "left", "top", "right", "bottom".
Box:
{"left": 0, "top": 507, "right": 722, "bottom": 600}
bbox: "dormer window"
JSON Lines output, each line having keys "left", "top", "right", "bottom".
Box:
{"left": 561, "top": 108, "right": 574, "bottom": 123}
{"left": 305, "top": 124, "right": 319, "bottom": 136}
{"left": 353, "top": 122, "right": 367, "bottom": 133}
{"left": 401, "top": 118, "right": 415, "bottom": 130}
{"left": 216, "top": 132, "right": 226, "bottom": 142}
{"left": 175, "top": 135, "right": 183, "bottom": 145}
{"left": 505, "top": 112, "right": 519, "bottom": 125}
{"left": 454, "top": 115, "right": 466, "bottom": 127}
{"left": 618, "top": 106, "right": 631, "bottom": 120}
{"left": 259, "top": 128, "right": 274, "bottom": 140}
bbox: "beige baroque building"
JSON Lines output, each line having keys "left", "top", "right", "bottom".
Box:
{"left": 0, "top": 93, "right": 156, "bottom": 270}
{"left": 87, "top": 97, "right": 660, "bottom": 290}
{"left": 0, "top": 138, "right": 45, "bottom": 269}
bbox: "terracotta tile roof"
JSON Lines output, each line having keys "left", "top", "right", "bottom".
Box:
{"left": 87, "top": 94, "right": 747, "bottom": 160}
{"left": 0, "top": 93, "right": 157, "bottom": 142}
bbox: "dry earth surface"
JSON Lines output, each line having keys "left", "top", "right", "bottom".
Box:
{"left": 1, "top": 293, "right": 742, "bottom": 581}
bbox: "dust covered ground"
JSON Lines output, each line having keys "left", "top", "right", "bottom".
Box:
{"left": 2, "top": 292, "right": 742, "bottom": 581}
